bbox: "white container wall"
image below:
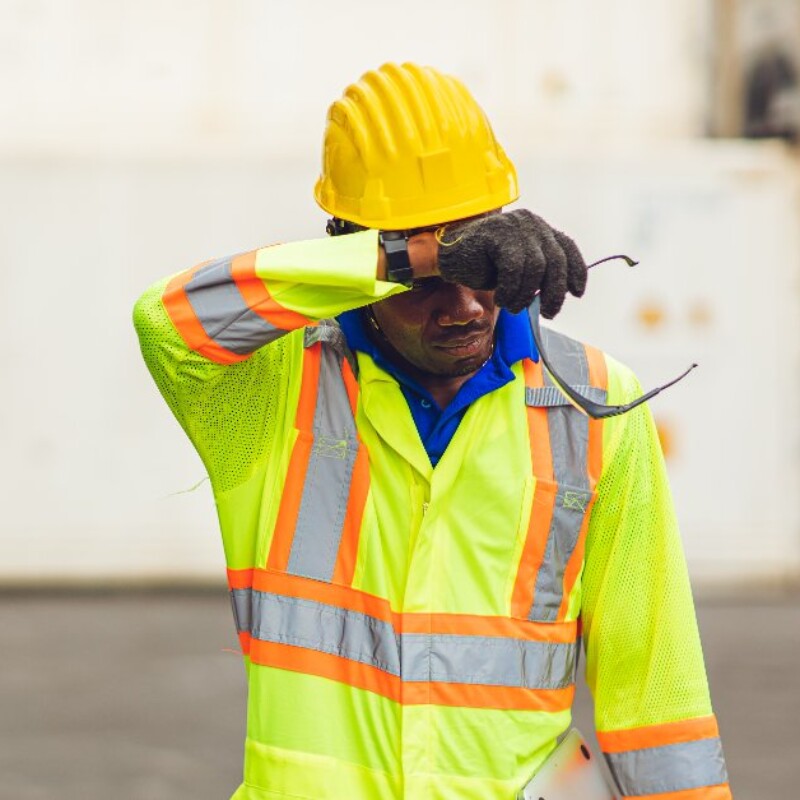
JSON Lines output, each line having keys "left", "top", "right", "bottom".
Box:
{"left": 0, "top": 1, "right": 708, "bottom": 158}
{"left": 1, "top": 0, "right": 799, "bottom": 583}
{"left": 530, "top": 143, "right": 800, "bottom": 585}
{"left": 2, "top": 142, "right": 798, "bottom": 583}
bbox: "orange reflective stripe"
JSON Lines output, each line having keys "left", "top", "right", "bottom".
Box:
{"left": 294, "top": 342, "right": 321, "bottom": 429}
{"left": 511, "top": 476, "right": 557, "bottom": 619}
{"left": 522, "top": 359, "right": 554, "bottom": 479}
{"left": 403, "top": 613, "right": 577, "bottom": 642}
{"left": 624, "top": 786, "right": 732, "bottom": 800}
{"left": 412, "top": 681, "right": 575, "bottom": 712}
{"left": 237, "top": 630, "right": 252, "bottom": 655}
{"left": 511, "top": 359, "right": 556, "bottom": 618}
{"left": 251, "top": 638, "right": 399, "bottom": 698}
{"left": 255, "top": 569, "right": 393, "bottom": 620}
{"left": 231, "top": 250, "right": 312, "bottom": 330}
{"left": 585, "top": 343, "right": 607, "bottom": 489}
{"left": 331, "top": 443, "right": 370, "bottom": 586}
{"left": 162, "top": 266, "right": 248, "bottom": 364}
{"left": 267, "top": 434, "right": 313, "bottom": 571}
{"left": 266, "top": 345, "right": 321, "bottom": 571}
{"left": 248, "top": 639, "right": 576, "bottom": 712}
{"left": 598, "top": 716, "right": 721, "bottom": 754}
{"left": 227, "top": 568, "right": 254, "bottom": 590}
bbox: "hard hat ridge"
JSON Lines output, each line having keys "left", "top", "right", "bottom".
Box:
{"left": 315, "top": 61, "right": 519, "bottom": 230}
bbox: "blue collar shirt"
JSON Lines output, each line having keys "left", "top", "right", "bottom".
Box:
{"left": 337, "top": 307, "right": 539, "bottom": 466}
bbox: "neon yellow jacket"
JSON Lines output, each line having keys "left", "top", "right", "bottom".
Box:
{"left": 134, "top": 230, "right": 731, "bottom": 800}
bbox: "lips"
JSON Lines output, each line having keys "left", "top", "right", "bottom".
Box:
{"left": 432, "top": 329, "right": 490, "bottom": 357}
{"left": 437, "top": 336, "right": 480, "bottom": 348}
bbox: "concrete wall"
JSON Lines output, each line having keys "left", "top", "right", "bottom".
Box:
{"left": 2, "top": 0, "right": 799, "bottom": 583}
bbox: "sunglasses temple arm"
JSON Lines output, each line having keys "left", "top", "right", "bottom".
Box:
{"left": 529, "top": 296, "right": 698, "bottom": 419}
{"left": 586, "top": 254, "right": 639, "bottom": 269}
{"left": 614, "top": 363, "right": 698, "bottom": 415}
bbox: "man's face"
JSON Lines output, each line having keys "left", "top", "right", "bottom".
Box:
{"left": 370, "top": 278, "right": 500, "bottom": 378}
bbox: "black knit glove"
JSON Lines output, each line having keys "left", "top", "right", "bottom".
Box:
{"left": 436, "top": 209, "right": 587, "bottom": 317}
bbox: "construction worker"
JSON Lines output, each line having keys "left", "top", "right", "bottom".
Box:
{"left": 134, "top": 63, "right": 732, "bottom": 799}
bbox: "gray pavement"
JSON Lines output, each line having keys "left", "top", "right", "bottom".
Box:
{"left": 1, "top": 588, "right": 797, "bottom": 799}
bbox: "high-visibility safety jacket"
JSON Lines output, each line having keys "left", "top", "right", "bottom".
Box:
{"left": 134, "top": 230, "right": 732, "bottom": 800}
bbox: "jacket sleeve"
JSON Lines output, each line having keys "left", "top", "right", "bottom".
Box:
{"left": 133, "top": 228, "right": 403, "bottom": 424}
{"left": 132, "top": 231, "right": 404, "bottom": 568}
{"left": 581, "top": 356, "right": 732, "bottom": 799}
{"left": 134, "top": 229, "right": 400, "bottom": 367}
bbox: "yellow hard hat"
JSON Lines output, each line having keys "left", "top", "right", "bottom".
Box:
{"left": 314, "top": 62, "right": 519, "bottom": 230}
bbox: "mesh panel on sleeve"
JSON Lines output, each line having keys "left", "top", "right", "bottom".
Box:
{"left": 134, "top": 278, "right": 296, "bottom": 493}
{"left": 581, "top": 356, "right": 712, "bottom": 732}
{"left": 178, "top": 344, "right": 293, "bottom": 493}
{"left": 134, "top": 279, "right": 183, "bottom": 425}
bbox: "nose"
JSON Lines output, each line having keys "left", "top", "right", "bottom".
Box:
{"left": 434, "top": 284, "right": 485, "bottom": 326}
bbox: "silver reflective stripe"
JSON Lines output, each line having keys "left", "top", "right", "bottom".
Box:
{"left": 230, "top": 588, "right": 251, "bottom": 633}
{"left": 541, "top": 328, "right": 590, "bottom": 487}
{"left": 286, "top": 343, "right": 359, "bottom": 582}
{"left": 251, "top": 591, "right": 401, "bottom": 675}
{"left": 403, "top": 634, "right": 576, "bottom": 689}
{"left": 528, "top": 329, "right": 605, "bottom": 622}
{"left": 528, "top": 487, "right": 592, "bottom": 621}
{"left": 540, "top": 327, "right": 589, "bottom": 385}
{"left": 525, "top": 385, "right": 607, "bottom": 407}
{"left": 605, "top": 738, "right": 728, "bottom": 796}
{"left": 232, "top": 588, "right": 577, "bottom": 689}
{"left": 185, "top": 256, "right": 281, "bottom": 355}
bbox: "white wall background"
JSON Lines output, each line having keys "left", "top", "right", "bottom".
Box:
{"left": 1, "top": 0, "right": 710, "bottom": 158}
{"left": 2, "top": 0, "right": 799, "bottom": 584}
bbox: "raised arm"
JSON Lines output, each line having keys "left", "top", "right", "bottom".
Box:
{"left": 132, "top": 231, "right": 407, "bottom": 484}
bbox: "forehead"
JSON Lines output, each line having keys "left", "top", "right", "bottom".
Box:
{"left": 329, "top": 209, "right": 502, "bottom": 240}
{"left": 395, "top": 209, "right": 501, "bottom": 236}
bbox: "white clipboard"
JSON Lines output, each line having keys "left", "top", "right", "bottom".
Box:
{"left": 518, "top": 729, "right": 619, "bottom": 800}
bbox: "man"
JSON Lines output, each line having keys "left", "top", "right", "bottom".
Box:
{"left": 134, "top": 63, "right": 731, "bottom": 799}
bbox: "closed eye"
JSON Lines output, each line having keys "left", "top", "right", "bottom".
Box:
{"left": 408, "top": 277, "right": 445, "bottom": 293}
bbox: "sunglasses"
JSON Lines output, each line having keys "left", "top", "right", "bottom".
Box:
{"left": 529, "top": 255, "right": 697, "bottom": 419}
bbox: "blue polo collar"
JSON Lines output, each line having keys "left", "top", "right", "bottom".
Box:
{"left": 336, "top": 306, "right": 538, "bottom": 465}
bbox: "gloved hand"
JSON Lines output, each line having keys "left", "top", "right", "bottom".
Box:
{"left": 436, "top": 209, "right": 587, "bottom": 317}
